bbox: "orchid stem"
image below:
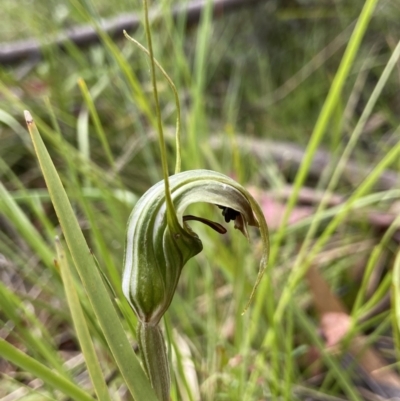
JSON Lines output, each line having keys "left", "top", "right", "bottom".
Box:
{"left": 142, "top": 0, "right": 177, "bottom": 224}
{"left": 138, "top": 322, "right": 170, "bottom": 401}
{"left": 140, "top": 2, "right": 176, "bottom": 399}
{"left": 122, "top": 31, "right": 182, "bottom": 174}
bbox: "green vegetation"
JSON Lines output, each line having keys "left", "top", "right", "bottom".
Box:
{"left": 1, "top": 0, "right": 400, "bottom": 400}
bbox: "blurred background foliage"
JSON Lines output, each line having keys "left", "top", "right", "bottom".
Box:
{"left": 1, "top": 0, "right": 400, "bottom": 399}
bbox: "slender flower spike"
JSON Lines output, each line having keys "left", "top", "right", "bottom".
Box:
{"left": 122, "top": 169, "right": 269, "bottom": 325}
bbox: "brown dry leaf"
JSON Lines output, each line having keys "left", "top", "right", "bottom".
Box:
{"left": 306, "top": 266, "right": 400, "bottom": 390}
{"left": 306, "top": 265, "right": 347, "bottom": 316}
{"left": 320, "top": 312, "right": 351, "bottom": 348}
{"left": 249, "top": 187, "right": 314, "bottom": 230}
{"left": 260, "top": 196, "right": 313, "bottom": 229}
{"left": 350, "top": 336, "right": 400, "bottom": 389}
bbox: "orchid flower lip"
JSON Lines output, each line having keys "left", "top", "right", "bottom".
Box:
{"left": 183, "top": 214, "right": 227, "bottom": 234}
{"left": 182, "top": 203, "right": 244, "bottom": 235}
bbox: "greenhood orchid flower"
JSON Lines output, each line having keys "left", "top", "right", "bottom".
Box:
{"left": 122, "top": 170, "right": 269, "bottom": 401}
{"left": 122, "top": 169, "right": 268, "bottom": 326}
{"left": 121, "top": 3, "right": 269, "bottom": 399}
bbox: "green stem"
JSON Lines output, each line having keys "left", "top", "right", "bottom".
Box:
{"left": 142, "top": 0, "right": 178, "bottom": 225}
{"left": 138, "top": 322, "right": 170, "bottom": 401}
{"left": 122, "top": 31, "right": 182, "bottom": 174}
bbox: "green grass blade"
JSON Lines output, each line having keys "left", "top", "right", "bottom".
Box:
{"left": 78, "top": 78, "right": 115, "bottom": 170}
{"left": 270, "top": 0, "right": 379, "bottom": 265}
{"left": 251, "top": 0, "right": 379, "bottom": 344}
{"left": 0, "top": 338, "right": 95, "bottom": 401}
{"left": 0, "top": 281, "right": 69, "bottom": 375}
{"left": 24, "top": 110, "right": 158, "bottom": 401}
{"left": 294, "top": 305, "right": 363, "bottom": 401}
{"left": 55, "top": 238, "right": 112, "bottom": 401}
{"left": 122, "top": 31, "right": 182, "bottom": 174}
{"left": 0, "top": 182, "right": 55, "bottom": 270}
{"left": 273, "top": 134, "right": 400, "bottom": 326}
{"left": 392, "top": 248, "right": 400, "bottom": 335}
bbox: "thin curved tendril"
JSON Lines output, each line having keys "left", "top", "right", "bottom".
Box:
{"left": 123, "top": 31, "right": 181, "bottom": 174}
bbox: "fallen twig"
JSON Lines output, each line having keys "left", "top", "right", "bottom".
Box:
{"left": 210, "top": 135, "right": 399, "bottom": 191}
{"left": 0, "top": 0, "right": 263, "bottom": 64}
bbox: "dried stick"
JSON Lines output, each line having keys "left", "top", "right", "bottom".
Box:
{"left": 0, "top": 0, "right": 263, "bottom": 64}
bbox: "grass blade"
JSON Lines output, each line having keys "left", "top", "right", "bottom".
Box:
{"left": 55, "top": 238, "right": 112, "bottom": 401}
{"left": 0, "top": 338, "right": 95, "bottom": 401}
{"left": 270, "top": 0, "right": 379, "bottom": 265}
{"left": 24, "top": 110, "right": 158, "bottom": 401}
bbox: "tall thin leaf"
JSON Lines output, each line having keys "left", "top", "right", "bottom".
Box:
{"left": 24, "top": 110, "right": 158, "bottom": 401}
{"left": 56, "top": 238, "right": 112, "bottom": 401}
